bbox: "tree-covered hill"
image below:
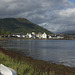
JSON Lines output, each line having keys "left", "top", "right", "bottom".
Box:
{"left": 0, "top": 18, "right": 53, "bottom": 35}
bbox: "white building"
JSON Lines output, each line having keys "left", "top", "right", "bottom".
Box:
{"left": 26, "top": 33, "right": 32, "bottom": 38}
{"left": 12, "top": 34, "right": 15, "bottom": 37}
{"left": 16, "top": 35, "right": 21, "bottom": 38}
{"left": 32, "top": 32, "right": 35, "bottom": 35}
{"left": 42, "top": 32, "right": 47, "bottom": 39}
{"left": 21, "top": 35, "right": 25, "bottom": 38}
{"left": 48, "top": 35, "right": 52, "bottom": 39}
{"left": 29, "top": 34, "right": 32, "bottom": 38}
{"left": 36, "top": 32, "right": 42, "bottom": 39}
{"left": 57, "top": 36, "right": 64, "bottom": 39}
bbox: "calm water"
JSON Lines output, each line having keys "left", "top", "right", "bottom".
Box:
{"left": 0, "top": 39, "right": 75, "bottom": 67}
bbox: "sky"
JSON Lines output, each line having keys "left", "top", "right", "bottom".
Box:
{"left": 0, "top": 0, "right": 75, "bottom": 33}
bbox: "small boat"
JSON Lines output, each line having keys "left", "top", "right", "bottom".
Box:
{"left": 0, "top": 64, "right": 17, "bottom": 75}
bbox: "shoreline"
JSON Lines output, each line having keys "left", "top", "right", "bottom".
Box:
{"left": 0, "top": 37, "right": 74, "bottom": 40}
{"left": 0, "top": 46, "right": 75, "bottom": 75}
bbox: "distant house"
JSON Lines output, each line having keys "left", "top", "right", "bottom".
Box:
{"left": 21, "top": 35, "right": 25, "bottom": 38}
{"left": 15, "top": 34, "right": 25, "bottom": 38}
{"left": 48, "top": 35, "right": 52, "bottom": 39}
{"left": 16, "top": 34, "right": 21, "bottom": 38}
{"left": 26, "top": 33, "right": 32, "bottom": 38}
{"left": 36, "top": 32, "right": 42, "bottom": 39}
{"left": 42, "top": 32, "right": 47, "bottom": 39}
{"left": 12, "top": 34, "right": 16, "bottom": 37}
{"left": 32, "top": 32, "right": 35, "bottom": 35}
{"left": 29, "top": 34, "right": 32, "bottom": 38}
{"left": 48, "top": 35, "right": 64, "bottom": 39}
{"left": 50, "top": 35, "right": 57, "bottom": 39}
{"left": 57, "top": 36, "right": 64, "bottom": 39}
{"left": 31, "top": 32, "right": 36, "bottom": 39}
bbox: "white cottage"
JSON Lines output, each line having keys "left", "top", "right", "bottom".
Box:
{"left": 16, "top": 35, "right": 21, "bottom": 38}
{"left": 57, "top": 36, "right": 64, "bottom": 39}
{"left": 26, "top": 33, "right": 32, "bottom": 38}
{"left": 21, "top": 35, "right": 25, "bottom": 38}
{"left": 48, "top": 35, "right": 52, "bottom": 39}
{"left": 36, "top": 32, "right": 42, "bottom": 39}
{"left": 32, "top": 32, "right": 35, "bottom": 35}
{"left": 42, "top": 32, "right": 47, "bottom": 39}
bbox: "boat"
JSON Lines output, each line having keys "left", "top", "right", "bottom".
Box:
{"left": 0, "top": 64, "right": 17, "bottom": 75}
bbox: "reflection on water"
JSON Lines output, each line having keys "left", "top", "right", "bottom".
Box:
{"left": 0, "top": 39, "right": 75, "bottom": 67}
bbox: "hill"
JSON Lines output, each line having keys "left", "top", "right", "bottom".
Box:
{"left": 0, "top": 18, "right": 53, "bottom": 35}
{"left": 60, "top": 30, "right": 75, "bottom": 38}
{"left": 60, "top": 30, "right": 75, "bottom": 34}
{"left": 60, "top": 30, "right": 75, "bottom": 36}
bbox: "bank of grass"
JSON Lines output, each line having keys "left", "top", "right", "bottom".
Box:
{"left": 0, "top": 47, "right": 75, "bottom": 75}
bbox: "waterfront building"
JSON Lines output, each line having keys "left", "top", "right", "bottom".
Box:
{"left": 36, "top": 32, "right": 42, "bottom": 39}
{"left": 42, "top": 32, "right": 47, "bottom": 39}
{"left": 26, "top": 33, "right": 32, "bottom": 38}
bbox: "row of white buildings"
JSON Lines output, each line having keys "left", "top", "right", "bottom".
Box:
{"left": 12, "top": 32, "right": 47, "bottom": 39}
{"left": 10, "top": 32, "right": 64, "bottom": 39}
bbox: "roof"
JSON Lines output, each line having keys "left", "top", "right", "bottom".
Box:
{"left": 0, "top": 64, "right": 17, "bottom": 75}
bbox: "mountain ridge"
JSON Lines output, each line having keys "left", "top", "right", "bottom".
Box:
{"left": 60, "top": 30, "right": 75, "bottom": 34}
{"left": 0, "top": 18, "right": 53, "bottom": 35}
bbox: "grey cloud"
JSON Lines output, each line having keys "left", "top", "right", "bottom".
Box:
{"left": 0, "top": 0, "right": 74, "bottom": 33}
{"left": 40, "top": 8, "right": 75, "bottom": 33}
{"left": 0, "top": 0, "right": 73, "bottom": 16}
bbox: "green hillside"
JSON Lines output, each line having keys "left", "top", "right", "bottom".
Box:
{"left": 0, "top": 18, "right": 53, "bottom": 35}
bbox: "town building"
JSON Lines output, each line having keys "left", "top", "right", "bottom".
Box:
{"left": 26, "top": 33, "right": 32, "bottom": 38}
{"left": 41, "top": 32, "right": 47, "bottom": 39}
{"left": 36, "top": 32, "right": 42, "bottom": 39}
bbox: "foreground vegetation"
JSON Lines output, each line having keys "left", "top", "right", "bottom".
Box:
{"left": 0, "top": 47, "right": 75, "bottom": 75}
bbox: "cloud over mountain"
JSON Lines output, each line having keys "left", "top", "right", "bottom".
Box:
{"left": 0, "top": 0, "right": 75, "bottom": 33}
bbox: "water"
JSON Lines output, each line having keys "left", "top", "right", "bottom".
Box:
{"left": 0, "top": 39, "right": 75, "bottom": 67}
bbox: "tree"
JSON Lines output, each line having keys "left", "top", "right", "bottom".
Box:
{"left": 0, "top": 29, "right": 5, "bottom": 36}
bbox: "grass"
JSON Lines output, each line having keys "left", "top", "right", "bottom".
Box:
{"left": 0, "top": 51, "right": 34, "bottom": 75}
{"left": 0, "top": 47, "right": 75, "bottom": 75}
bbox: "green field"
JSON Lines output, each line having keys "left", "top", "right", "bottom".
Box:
{"left": 0, "top": 47, "right": 75, "bottom": 75}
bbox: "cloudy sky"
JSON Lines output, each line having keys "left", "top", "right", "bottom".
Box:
{"left": 0, "top": 0, "right": 75, "bottom": 33}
